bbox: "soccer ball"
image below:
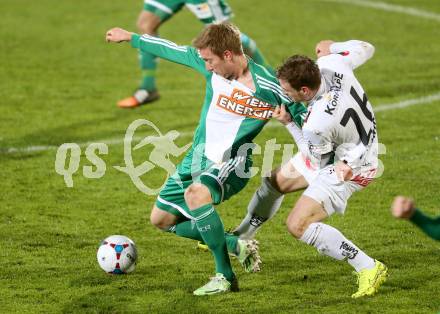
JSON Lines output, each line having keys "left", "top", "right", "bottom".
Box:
{"left": 97, "top": 235, "right": 138, "bottom": 274}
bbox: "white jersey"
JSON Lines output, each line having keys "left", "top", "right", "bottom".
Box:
{"left": 289, "top": 41, "right": 378, "bottom": 186}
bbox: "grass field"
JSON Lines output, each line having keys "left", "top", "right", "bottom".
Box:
{"left": 1, "top": 0, "right": 440, "bottom": 313}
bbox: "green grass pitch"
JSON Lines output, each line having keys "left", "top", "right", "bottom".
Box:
{"left": 1, "top": 0, "right": 440, "bottom": 313}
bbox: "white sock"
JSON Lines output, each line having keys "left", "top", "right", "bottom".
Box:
{"left": 234, "top": 177, "right": 284, "bottom": 239}
{"left": 300, "top": 222, "right": 376, "bottom": 272}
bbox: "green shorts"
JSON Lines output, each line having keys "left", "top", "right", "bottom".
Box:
{"left": 143, "top": 0, "right": 232, "bottom": 24}
{"left": 156, "top": 151, "right": 252, "bottom": 219}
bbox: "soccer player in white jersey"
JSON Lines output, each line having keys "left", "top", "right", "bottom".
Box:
{"left": 234, "top": 40, "right": 388, "bottom": 298}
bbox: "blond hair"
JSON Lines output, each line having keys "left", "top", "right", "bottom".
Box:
{"left": 193, "top": 22, "right": 243, "bottom": 57}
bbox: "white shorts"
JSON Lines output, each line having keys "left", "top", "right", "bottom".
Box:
{"left": 290, "top": 152, "right": 365, "bottom": 216}
{"left": 290, "top": 152, "right": 319, "bottom": 184}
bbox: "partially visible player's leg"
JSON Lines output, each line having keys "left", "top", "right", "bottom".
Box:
{"left": 233, "top": 154, "right": 310, "bottom": 239}
{"left": 190, "top": 156, "right": 265, "bottom": 294}
{"left": 199, "top": 157, "right": 262, "bottom": 270}
{"left": 185, "top": 182, "right": 237, "bottom": 295}
{"left": 150, "top": 198, "right": 238, "bottom": 295}
{"left": 118, "top": 0, "right": 184, "bottom": 108}
{"left": 151, "top": 204, "right": 202, "bottom": 240}
{"left": 287, "top": 166, "right": 387, "bottom": 298}
{"left": 135, "top": 10, "right": 161, "bottom": 97}
{"left": 150, "top": 191, "right": 239, "bottom": 255}
{"left": 150, "top": 204, "right": 180, "bottom": 229}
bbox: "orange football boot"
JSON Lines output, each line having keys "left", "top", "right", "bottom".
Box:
{"left": 117, "top": 89, "right": 160, "bottom": 108}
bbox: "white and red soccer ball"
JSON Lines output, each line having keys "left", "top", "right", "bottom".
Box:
{"left": 97, "top": 235, "right": 137, "bottom": 274}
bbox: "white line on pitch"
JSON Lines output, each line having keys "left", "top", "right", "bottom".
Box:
{"left": 374, "top": 92, "right": 440, "bottom": 112}
{"left": 322, "top": 0, "right": 440, "bottom": 22}
{"left": 2, "top": 134, "right": 194, "bottom": 154}
{"left": 2, "top": 92, "right": 440, "bottom": 154}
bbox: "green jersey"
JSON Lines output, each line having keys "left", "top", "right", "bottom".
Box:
{"left": 131, "top": 34, "right": 306, "bottom": 163}
{"left": 410, "top": 209, "right": 440, "bottom": 241}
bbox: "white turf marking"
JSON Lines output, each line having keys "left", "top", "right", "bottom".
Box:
{"left": 374, "top": 92, "right": 440, "bottom": 112}
{"left": 3, "top": 92, "right": 440, "bottom": 154}
{"left": 2, "top": 134, "right": 195, "bottom": 154}
{"left": 323, "top": 0, "right": 440, "bottom": 22}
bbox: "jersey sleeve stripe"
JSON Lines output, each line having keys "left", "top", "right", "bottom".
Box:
{"left": 141, "top": 34, "right": 186, "bottom": 49}
{"left": 140, "top": 35, "right": 187, "bottom": 52}
{"left": 256, "top": 76, "right": 293, "bottom": 102}
{"left": 253, "top": 63, "right": 276, "bottom": 78}
{"left": 258, "top": 83, "right": 290, "bottom": 102}
{"left": 140, "top": 36, "right": 187, "bottom": 52}
{"left": 256, "top": 74, "right": 286, "bottom": 94}
{"left": 257, "top": 81, "right": 292, "bottom": 103}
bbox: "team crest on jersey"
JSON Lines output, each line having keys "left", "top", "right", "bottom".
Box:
{"left": 216, "top": 89, "right": 274, "bottom": 120}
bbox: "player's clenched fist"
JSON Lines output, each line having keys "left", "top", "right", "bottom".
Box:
{"left": 335, "top": 161, "right": 353, "bottom": 182}
{"left": 273, "top": 104, "right": 292, "bottom": 125}
{"left": 391, "top": 196, "right": 415, "bottom": 219}
{"left": 106, "top": 28, "right": 133, "bottom": 43}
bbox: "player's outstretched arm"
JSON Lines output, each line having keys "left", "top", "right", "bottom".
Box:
{"left": 316, "top": 40, "right": 375, "bottom": 70}
{"left": 105, "top": 28, "right": 207, "bottom": 74}
{"left": 392, "top": 196, "right": 440, "bottom": 241}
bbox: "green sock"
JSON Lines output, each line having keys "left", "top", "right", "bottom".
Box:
{"left": 139, "top": 50, "right": 157, "bottom": 91}
{"left": 240, "top": 32, "right": 275, "bottom": 75}
{"left": 171, "top": 220, "right": 239, "bottom": 255}
{"left": 225, "top": 234, "right": 239, "bottom": 255}
{"left": 191, "top": 204, "right": 234, "bottom": 281}
{"left": 173, "top": 220, "right": 201, "bottom": 240}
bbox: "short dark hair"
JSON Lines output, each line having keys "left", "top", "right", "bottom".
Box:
{"left": 193, "top": 22, "right": 243, "bottom": 57}
{"left": 277, "top": 55, "right": 321, "bottom": 90}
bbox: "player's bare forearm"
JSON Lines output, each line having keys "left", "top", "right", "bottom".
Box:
{"left": 106, "top": 27, "right": 133, "bottom": 43}
{"left": 315, "top": 40, "right": 334, "bottom": 58}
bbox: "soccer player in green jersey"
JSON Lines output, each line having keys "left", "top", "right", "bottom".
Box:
{"left": 106, "top": 22, "right": 307, "bottom": 295}
{"left": 392, "top": 196, "right": 440, "bottom": 241}
{"left": 117, "top": 0, "right": 272, "bottom": 108}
